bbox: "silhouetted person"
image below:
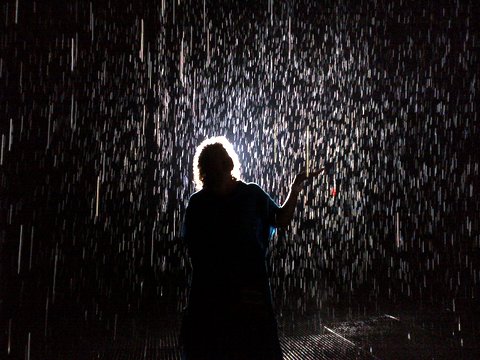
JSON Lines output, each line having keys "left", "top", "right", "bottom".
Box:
{"left": 180, "top": 136, "right": 323, "bottom": 360}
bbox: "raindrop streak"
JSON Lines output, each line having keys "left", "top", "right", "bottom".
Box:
{"left": 0, "top": 0, "right": 478, "bottom": 358}
{"left": 140, "top": 18, "right": 144, "bottom": 62}
{"left": 8, "top": 118, "right": 13, "bottom": 151}
{"left": 52, "top": 246, "right": 58, "bottom": 303}
{"left": 306, "top": 127, "right": 310, "bottom": 177}
{"left": 14, "top": 0, "right": 18, "bottom": 24}
{"left": 113, "top": 314, "right": 118, "bottom": 341}
{"left": 44, "top": 296, "right": 49, "bottom": 338}
{"left": 18, "top": 225, "right": 23, "bottom": 274}
{"left": 7, "top": 319, "right": 12, "bottom": 354}
{"left": 26, "top": 332, "right": 31, "bottom": 360}
{"left": 96, "top": 175, "right": 100, "bottom": 218}
{"left": 29, "top": 226, "right": 33, "bottom": 270}
{"left": 1, "top": 134, "right": 4, "bottom": 165}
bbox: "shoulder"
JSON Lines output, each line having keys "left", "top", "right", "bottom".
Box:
{"left": 241, "top": 181, "right": 261, "bottom": 191}
{"left": 243, "top": 181, "right": 268, "bottom": 197}
{"left": 187, "top": 189, "right": 205, "bottom": 207}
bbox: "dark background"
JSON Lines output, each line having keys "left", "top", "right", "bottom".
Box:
{"left": 1, "top": 0, "right": 479, "bottom": 357}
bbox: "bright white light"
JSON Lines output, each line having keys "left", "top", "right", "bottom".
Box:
{"left": 193, "top": 135, "right": 241, "bottom": 190}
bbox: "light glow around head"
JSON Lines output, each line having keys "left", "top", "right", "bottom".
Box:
{"left": 193, "top": 136, "right": 241, "bottom": 190}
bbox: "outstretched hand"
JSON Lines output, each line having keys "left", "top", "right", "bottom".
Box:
{"left": 291, "top": 167, "right": 325, "bottom": 193}
{"left": 277, "top": 164, "right": 331, "bottom": 227}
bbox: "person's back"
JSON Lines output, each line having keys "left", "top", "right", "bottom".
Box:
{"left": 180, "top": 136, "right": 324, "bottom": 359}
{"left": 182, "top": 179, "right": 282, "bottom": 359}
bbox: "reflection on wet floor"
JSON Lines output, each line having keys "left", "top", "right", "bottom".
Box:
{"left": 19, "top": 298, "right": 477, "bottom": 360}
{"left": 280, "top": 314, "right": 473, "bottom": 360}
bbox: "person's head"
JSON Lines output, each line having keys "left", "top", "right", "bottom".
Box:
{"left": 193, "top": 136, "right": 241, "bottom": 190}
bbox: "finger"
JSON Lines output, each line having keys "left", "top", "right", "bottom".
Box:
{"left": 307, "top": 168, "right": 324, "bottom": 177}
{"left": 295, "top": 172, "right": 307, "bottom": 181}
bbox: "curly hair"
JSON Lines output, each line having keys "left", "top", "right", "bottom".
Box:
{"left": 193, "top": 136, "right": 241, "bottom": 190}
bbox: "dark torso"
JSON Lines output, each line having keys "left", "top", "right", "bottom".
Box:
{"left": 187, "top": 181, "right": 272, "bottom": 311}
{"left": 181, "top": 181, "right": 283, "bottom": 359}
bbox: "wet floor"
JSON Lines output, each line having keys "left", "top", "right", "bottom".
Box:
{"left": 5, "top": 297, "right": 478, "bottom": 359}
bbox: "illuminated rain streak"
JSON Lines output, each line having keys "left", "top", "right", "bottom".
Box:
{"left": 140, "top": 18, "right": 144, "bottom": 62}
{"left": 1, "top": 134, "right": 4, "bottom": 164}
{"left": 18, "top": 224, "right": 23, "bottom": 274}
{"left": 306, "top": 127, "right": 310, "bottom": 177}
{"left": 8, "top": 319, "right": 11, "bottom": 354}
{"left": 396, "top": 212, "right": 401, "bottom": 248}
{"left": 71, "top": 37, "right": 75, "bottom": 71}
{"left": 52, "top": 245, "right": 58, "bottom": 303}
{"left": 96, "top": 175, "right": 101, "bottom": 218}
{"left": 114, "top": 313, "right": 118, "bottom": 341}
{"left": 13, "top": 0, "right": 19, "bottom": 24}
{"left": 44, "top": 295, "right": 49, "bottom": 338}
{"left": 0, "top": 0, "right": 478, "bottom": 358}
{"left": 9, "top": 118, "right": 13, "bottom": 151}
{"left": 27, "top": 332, "right": 31, "bottom": 360}
{"left": 89, "top": 2, "right": 94, "bottom": 42}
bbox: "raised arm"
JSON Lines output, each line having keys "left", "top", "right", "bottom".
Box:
{"left": 275, "top": 168, "right": 324, "bottom": 228}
